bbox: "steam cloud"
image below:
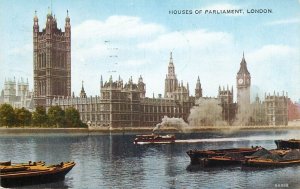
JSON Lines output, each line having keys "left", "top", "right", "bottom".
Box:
{"left": 234, "top": 89, "right": 253, "bottom": 126}
{"left": 188, "top": 98, "right": 227, "bottom": 126}
{"left": 153, "top": 116, "right": 189, "bottom": 133}
{"left": 154, "top": 88, "right": 261, "bottom": 131}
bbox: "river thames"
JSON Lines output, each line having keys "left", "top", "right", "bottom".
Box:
{"left": 1, "top": 129, "right": 300, "bottom": 189}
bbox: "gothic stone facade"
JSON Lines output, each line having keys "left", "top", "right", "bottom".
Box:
{"left": 48, "top": 53, "right": 195, "bottom": 128}
{"left": 33, "top": 11, "right": 71, "bottom": 107}
{"left": 264, "top": 92, "right": 288, "bottom": 126}
{"left": 49, "top": 76, "right": 194, "bottom": 128}
{"left": 218, "top": 86, "right": 236, "bottom": 124}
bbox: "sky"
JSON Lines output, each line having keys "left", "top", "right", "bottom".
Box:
{"left": 0, "top": 0, "right": 299, "bottom": 102}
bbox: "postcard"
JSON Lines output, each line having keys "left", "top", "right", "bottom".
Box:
{"left": 0, "top": 0, "right": 299, "bottom": 188}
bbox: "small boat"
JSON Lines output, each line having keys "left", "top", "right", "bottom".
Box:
{"left": 134, "top": 134, "right": 175, "bottom": 144}
{"left": 0, "top": 161, "right": 75, "bottom": 188}
{"left": 186, "top": 147, "right": 261, "bottom": 165}
{"left": 275, "top": 139, "right": 300, "bottom": 149}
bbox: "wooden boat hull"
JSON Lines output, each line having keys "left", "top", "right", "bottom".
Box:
{"left": 187, "top": 147, "right": 260, "bottom": 165}
{"left": 204, "top": 157, "right": 243, "bottom": 167}
{"left": 275, "top": 140, "right": 300, "bottom": 149}
{"left": 1, "top": 162, "right": 75, "bottom": 188}
{"left": 243, "top": 159, "right": 300, "bottom": 168}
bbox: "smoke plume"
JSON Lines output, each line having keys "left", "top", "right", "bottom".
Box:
{"left": 234, "top": 89, "right": 253, "bottom": 126}
{"left": 153, "top": 116, "right": 189, "bottom": 133}
{"left": 188, "top": 98, "right": 227, "bottom": 126}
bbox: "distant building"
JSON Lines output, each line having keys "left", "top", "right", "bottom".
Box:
{"left": 264, "top": 92, "right": 288, "bottom": 126}
{"left": 33, "top": 10, "right": 71, "bottom": 107}
{"left": 218, "top": 85, "right": 236, "bottom": 124}
{"left": 288, "top": 99, "right": 300, "bottom": 121}
{"left": 0, "top": 78, "right": 33, "bottom": 110}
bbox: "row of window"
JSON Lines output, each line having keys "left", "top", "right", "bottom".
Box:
{"left": 79, "top": 112, "right": 173, "bottom": 122}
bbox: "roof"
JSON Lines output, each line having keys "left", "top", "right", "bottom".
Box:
{"left": 237, "top": 53, "right": 250, "bottom": 75}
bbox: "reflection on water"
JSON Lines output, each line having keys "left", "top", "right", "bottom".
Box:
{"left": 0, "top": 129, "right": 300, "bottom": 188}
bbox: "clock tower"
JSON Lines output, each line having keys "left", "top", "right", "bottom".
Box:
{"left": 236, "top": 52, "right": 251, "bottom": 107}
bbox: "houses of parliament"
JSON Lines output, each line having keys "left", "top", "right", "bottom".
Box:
{"left": 31, "top": 11, "right": 290, "bottom": 127}
{"left": 1, "top": 11, "right": 290, "bottom": 127}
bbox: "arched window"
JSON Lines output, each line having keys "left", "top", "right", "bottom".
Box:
{"left": 43, "top": 53, "right": 46, "bottom": 67}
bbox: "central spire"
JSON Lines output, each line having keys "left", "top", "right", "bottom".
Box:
{"left": 169, "top": 51, "right": 174, "bottom": 66}
{"left": 168, "top": 51, "right": 175, "bottom": 76}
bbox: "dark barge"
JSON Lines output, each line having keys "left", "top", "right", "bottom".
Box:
{"left": 243, "top": 158, "right": 300, "bottom": 167}
{"left": 275, "top": 139, "right": 300, "bottom": 149}
{"left": 186, "top": 147, "right": 261, "bottom": 165}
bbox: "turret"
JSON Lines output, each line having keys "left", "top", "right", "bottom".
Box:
{"left": 79, "top": 81, "right": 87, "bottom": 98}
{"left": 100, "top": 75, "right": 103, "bottom": 88}
{"left": 33, "top": 10, "right": 39, "bottom": 33}
{"left": 195, "top": 76, "right": 202, "bottom": 99}
{"left": 45, "top": 7, "right": 54, "bottom": 34}
{"left": 65, "top": 10, "right": 71, "bottom": 34}
{"left": 138, "top": 75, "right": 146, "bottom": 98}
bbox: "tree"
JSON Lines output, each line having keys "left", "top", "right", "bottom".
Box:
{"left": 0, "top": 104, "right": 16, "bottom": 127}
{"left": 15, "top": 107, "right": 32, "bottom": 127}
{"left": 32, "top": 106, "right": 48, "bottom": 127}
{"left": 65, "top": 107, "right": 84, "bottom": 127}
{"left": 48, "top": 105, "right": 65, "bottom": 127}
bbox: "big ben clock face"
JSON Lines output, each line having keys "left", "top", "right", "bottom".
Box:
{"left": 238, "top": 78, "right": 243, "bottom": 84}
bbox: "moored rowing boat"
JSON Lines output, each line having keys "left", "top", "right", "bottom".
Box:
{"left": 0, "top": 161, "right": 75, "bottom": 188}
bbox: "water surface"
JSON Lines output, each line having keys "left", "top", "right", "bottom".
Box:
{"left": 1, "top": 129, "right": 300, "bottom": 188}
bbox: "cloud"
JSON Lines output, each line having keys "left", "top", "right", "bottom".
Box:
{"left": 248, "top": 45, "right": 298, "bottom": 62}
{"left": 121, "top": 59, "right": 149, "bottom": 66}
{"left": 71, "top": 15, "right": 166, "bottom": 75}
{"left": 73, "top": 15, "right": 165, "bottom": 41}
{"left": 138, "top": 29, "right": 233, "bottom": 51}
{"left": 9, "top": 43, "right": 32, "bottom": 56}
{"left": 266, "top": 18, "right": 300, "bottom": 26}
{"left": 247, "top": 45, "right": 300, "bottom": 100}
